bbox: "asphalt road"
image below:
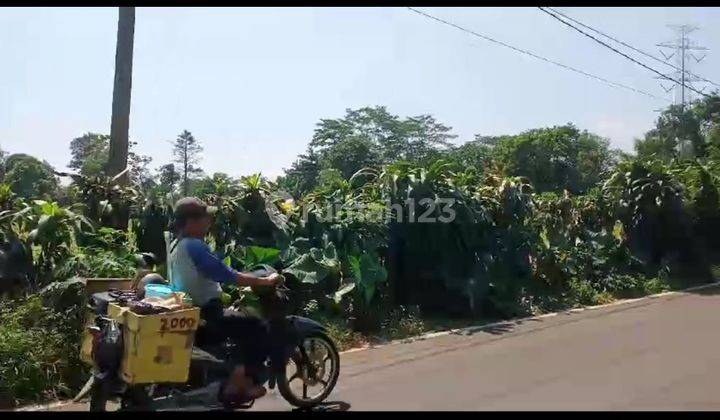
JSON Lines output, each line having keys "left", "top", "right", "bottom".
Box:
{"left": 27, "top": 286, "right": 720, "bottom": 411}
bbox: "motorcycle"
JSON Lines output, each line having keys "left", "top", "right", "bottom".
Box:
{"left": 76, "top": 268, "right": 341, "bottom": 411}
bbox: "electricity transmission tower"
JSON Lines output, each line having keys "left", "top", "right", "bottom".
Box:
{"left": 656, "top": 24, "right": 709, "bottom": 109}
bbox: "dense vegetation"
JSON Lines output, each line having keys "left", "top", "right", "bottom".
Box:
{"left": 1, "top": 95, "right": 720, "bottom": 407}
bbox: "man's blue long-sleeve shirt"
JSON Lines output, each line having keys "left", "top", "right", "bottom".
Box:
{"left": 168, "top": 237, "right": 239, "bottom": 306}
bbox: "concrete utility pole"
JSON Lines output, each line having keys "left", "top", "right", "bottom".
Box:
{"left": 107, "top": 7, "right": 135, "bottom": 183}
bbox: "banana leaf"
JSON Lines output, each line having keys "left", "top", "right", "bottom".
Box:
{"left": 348, "top": 252, "right": 387, "bottom": 305}
{"left": 284, "top": 241, "right": 340, "bottom": 284}
{"left": 241, "top": 245, "right": 281, "bottom": 268}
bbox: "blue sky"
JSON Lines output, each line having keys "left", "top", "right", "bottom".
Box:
{"left": 1, "top": 7, "right": 718, "bottom": 179}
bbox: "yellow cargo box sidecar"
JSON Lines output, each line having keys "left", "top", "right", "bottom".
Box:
{"left": 117, "top": 303, "right": 201, "bottom": 384}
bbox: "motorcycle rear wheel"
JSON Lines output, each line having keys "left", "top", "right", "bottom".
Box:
{"left": 277, "top": 332, "right": 340, "bottom": 408}
{"left": 89, "top": 382, "right": 150, "bottom": 412}
{"left": 89, "top": 380, "right": 110, "bottom": 412}
{"left": 120, "top": 386, "right": 153, "bottom": 410}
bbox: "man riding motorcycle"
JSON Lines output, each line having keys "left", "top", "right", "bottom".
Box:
{"left": 167, "top": 197, "right": 282, "bottom": 406}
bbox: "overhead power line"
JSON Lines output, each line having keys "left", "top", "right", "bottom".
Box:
{"left": 406, "top": 7, "right": 666, "bottom": 102}
{"left": 538, "top": 7, "right": 711, "bottom": 100}
{"left": 544, "top": 7, "right": 720, "bottom": 89}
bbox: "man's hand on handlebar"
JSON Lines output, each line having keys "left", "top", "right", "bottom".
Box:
{"left": 236, "top": 270, "right": 284, "bottom": 288}
{"left": 263, "top": 272, "right": 284, "bottom": 287}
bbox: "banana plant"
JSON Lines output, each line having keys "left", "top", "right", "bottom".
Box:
{"left": 58, "top": 168, "right": 140, "bottom": 231}
{"left": 0, "top": 200, "right": 94, "bottom": 285}
{"left": 603, "top": 159, "right": 683, "bottom": 228}
{"left": 0, "top": 184, "right": 15, "bottom": 212}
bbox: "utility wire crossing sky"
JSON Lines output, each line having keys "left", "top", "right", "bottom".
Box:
{"left": 537, "top": 7, "right": 712, "bottom": 99}
{"left": 0, "top": 7, "right": 718, "bottom": 179}
{"left": 542, "top": 7, "right": 720, "bottom": 89}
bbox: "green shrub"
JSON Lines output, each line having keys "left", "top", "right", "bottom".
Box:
{"left": 0, "top": 295, "right": 86, "bottom": 408}
{"left": 642, "top": 277, "right": 671, "bottom": 295}
{"left": 54, "top": 247, "right": 137, "bottom": 279}
{"left": 380, "top": 305, "right": 426, "bottom": 341}
{"left": 568, "top": 279, "right": 605, "bottom": 306}
{"left": 317, "top": 316, "right": 367, "bottom": 352}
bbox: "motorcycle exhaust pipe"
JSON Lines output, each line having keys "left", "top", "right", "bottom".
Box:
{"left": 73, "top": 325, "right": 104, "bottom": 402}
{"left": 73, "top": 376, "right": 95, "bottom": 402}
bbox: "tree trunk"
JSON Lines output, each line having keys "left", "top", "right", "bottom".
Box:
{"left": 107, "top": 7, "right": 135, "bottom": 184}
{"left": 183, "top": 143, "right": 189, "bottom": 196}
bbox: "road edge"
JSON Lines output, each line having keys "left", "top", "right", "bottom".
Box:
{"left": 338, "top": 280, "right": 720, "bottom": 355}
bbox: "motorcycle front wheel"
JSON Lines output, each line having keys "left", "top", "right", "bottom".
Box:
{"left": 277, "top": 332, "right": 340, "bottom": 408}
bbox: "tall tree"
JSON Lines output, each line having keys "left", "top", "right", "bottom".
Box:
{"left": 68, "top": 132, "right": 152, "bottom": 184}
{"left": 473, "top": 134, "right": 512, "bottom": 148}
{"left": 444, "top": 139, "right": 494, "bottom": 171}
{"left": 634, "top": 134, "right": 680, "bottom": 161}
{"left": 128, "top": 144, "right": 153, "bottom": 191}
{"left": 157, "top": 163, "right": 181, "bottom": 197}
{"left": 276, "top": 149, "right": 321, "bottom": 198}
{"left": 692, "top": 94, "right": 720, "bottom": 159}
{"left": 307, "top": 106, "right": 456, "bottom": 179}
{"left": 319, "top": 136, "right": 381, "bottom": 180}
{"left": 400, "top": 114, "right": 456, "bottom": 163}
{"left": 172, "top": 130, "right": 204, "bottom": 196}
{"left": 0, "top": 146, "right": 7, "bottom": 180}
{"left": 69, "top": 133, "right": 110, "bottom": 176}
{"left": 3, "top": 154, "right": 58, "bottom": 199}
{"left": 635, "top": 104, "right": 704, "bottom": 161}
{"left": 107, "top": 7, "right": 135, "bottom": 182}
{"left": 492, "top": 124, "right": 614, "bottom": 194}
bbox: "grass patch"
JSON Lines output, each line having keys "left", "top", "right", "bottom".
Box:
{"left": 379, "top": 306, "right": 426, "bottom": 341}
{"left": 322, "top": 317, "right": 368, "bottom": 352}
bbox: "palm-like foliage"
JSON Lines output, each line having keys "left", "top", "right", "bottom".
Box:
{"left": 0, "top": 200, "right": 93, "bottom": 285}
{"left": 602, "top": 159, "right": 690, "bottom": 266}
{"left": 3, "top": 146, "right": 720, "bottom": 325}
